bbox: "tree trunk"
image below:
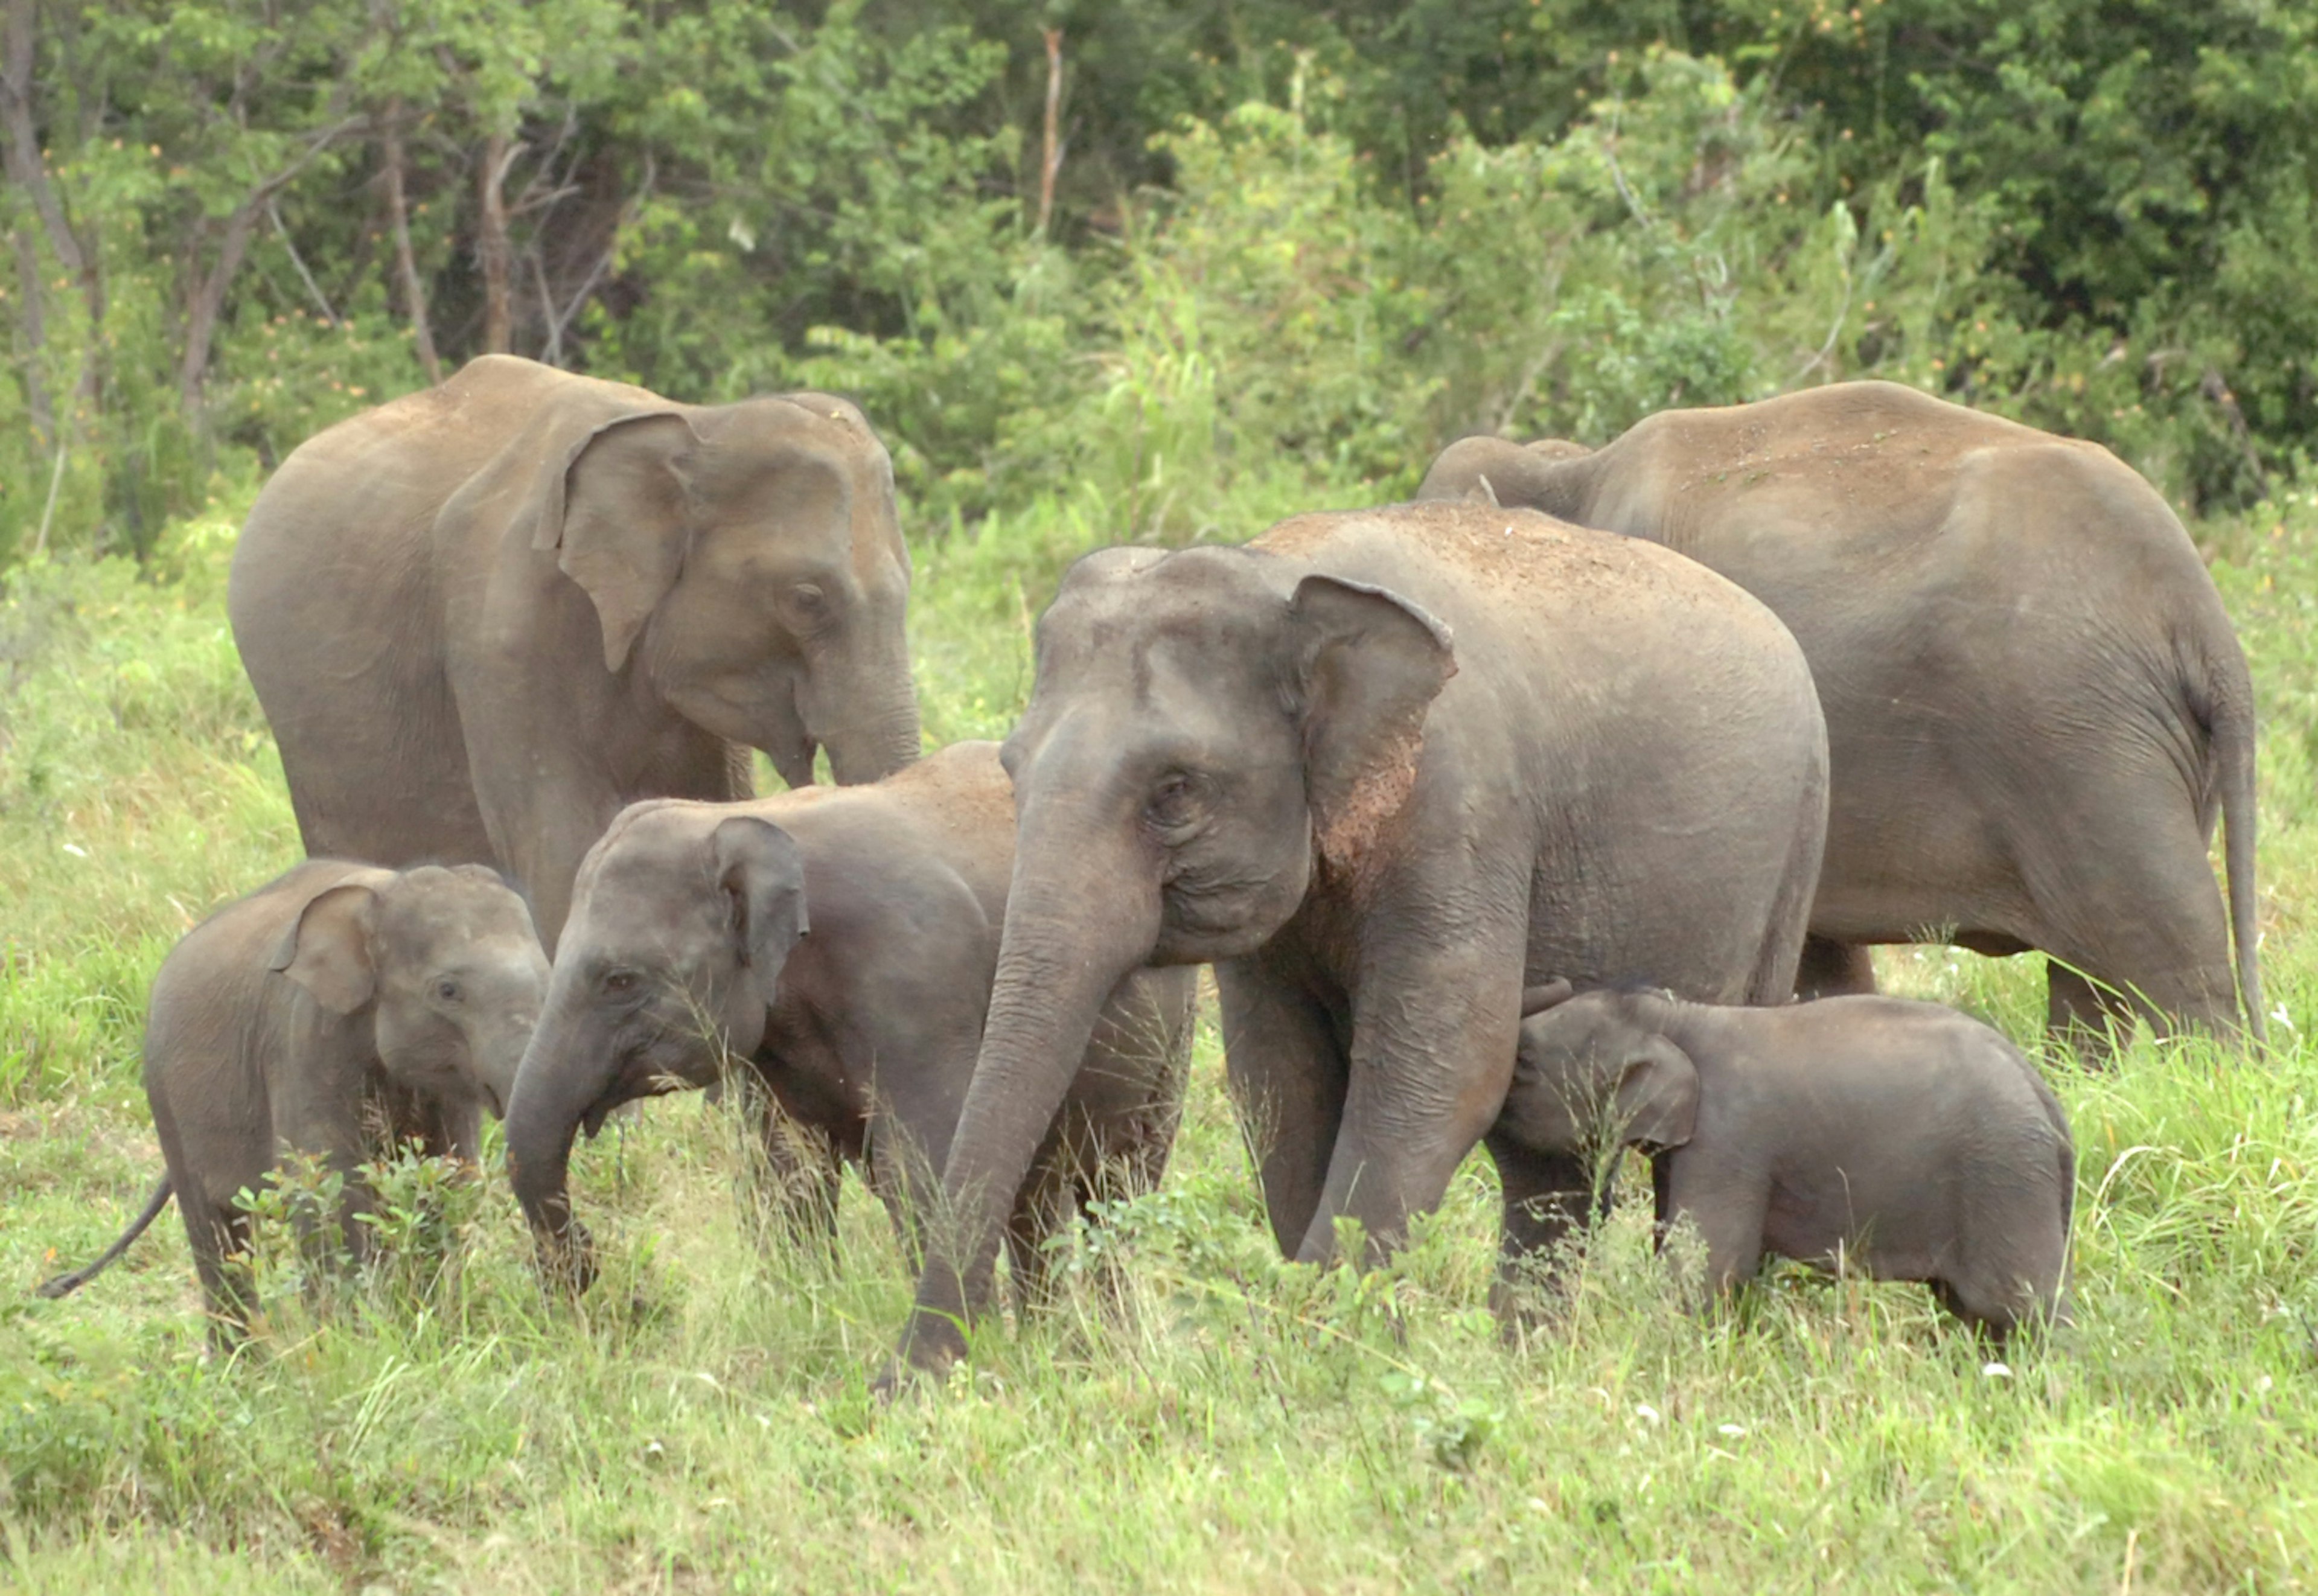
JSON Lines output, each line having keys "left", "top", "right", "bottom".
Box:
{"left": 1, "top": 0, "right": 75, "bottom": 447}
{"left": 478, "top": 127, "right": 514, "bottom": 354}
{"left": 178, "top": 202, "right": 262, "bottom": 419}
{"left": 1037, "top": 28, "right": 1064, "bottom": 237}
{"left": 381, "top": 98, "right": 441, "bottom": 383}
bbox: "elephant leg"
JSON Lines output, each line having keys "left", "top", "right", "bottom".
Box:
{"left": 1002, "top": 1157, "right": 1077, "bottom": 1315}
{"left": 2045, "top": 960, "right": 2136, "bottom": 1062}
{"left": 181, "top": 1190, "right": 257, "bottom": 1350}
{"left": 1215, "top": 959, "right": 1347, "bottom": 1259}
{"left": 1483, "top": 1130, "right": 1600, "bottom": 1323}
{"left": 754, "top": 1100, "right": 844, "bottom": 1252}
{"left": 2025, "top": 789, "right": 2241, "bottom": 1049}
{"left": 1795, "top": 937, "right": 1877, "bottom": 1001}
{"left": 1664, "top": 1153, "right": 1766, "bottom": 1309}
{"left": 1292, "top": 933, "right": 1522, "bottom": 1267}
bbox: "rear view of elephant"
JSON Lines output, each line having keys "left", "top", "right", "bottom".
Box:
{"left": 231, "top": 355, "right": 921, "bottom": 948}
{"left": 502, "top": 741, "right": 1196, "bottom": 1294}
{"left": 890, "top": 502, "right": 1830, "bottom": 1377}
{"left": 1418, "top": 380, "right": 2262, "bottom": 1043}
{"left": 39, "top": 861, "right": 548, "bottom": 1345}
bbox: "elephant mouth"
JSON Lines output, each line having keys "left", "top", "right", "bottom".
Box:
{"left": 576, "top": 1067, "right": 697, "bottom": 1139}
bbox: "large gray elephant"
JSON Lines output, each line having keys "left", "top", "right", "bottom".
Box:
{"left": 1417, "top": 380, "right": 2262, "bottom": 1042}
{"left": 37, "top": 860, "right": 548, "bottom": 1344}
{"left": 230, "top": 355, "right": 921, "bottom": 948}
{"left": 889, "top": 502, "right": 1831, "bottom": 1376}
{"left": 502, "top": 741, "right": 1196, "bottom": 1292}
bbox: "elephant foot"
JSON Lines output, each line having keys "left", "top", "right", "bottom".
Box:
{"left": 2045, "top": 960, "right": 2132, "bottom": 1065}
{"left": 1795, "top": 937, "right": 1878, "bottom": 1001}
{"left": 530, "top": 1218, "right": 599, "bottom": 1296}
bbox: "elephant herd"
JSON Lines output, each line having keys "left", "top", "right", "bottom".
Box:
{"left": 40, "top": 356, "right": 2259, "bottom": 1370}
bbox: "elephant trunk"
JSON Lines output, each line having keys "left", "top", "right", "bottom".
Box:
{"left": 894, "top": 796, "right": 1161, "bottom": 1374}
{"left": 799, "top": 618, "right": 921, "bottom": 787}
{"left": 503, "top": 989, "right": 615, "bottom": 1290}
{"left": 823, "top": 680, "right": 921, "bottom": 786}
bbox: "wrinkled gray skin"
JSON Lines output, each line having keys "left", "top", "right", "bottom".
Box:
{"left": 38, "top": 860, "right": 548, "bottom": 1345}
{"left": 890, "top": 502, "right": 1831, "bottom": 1376}
{"left": 504, "top": 741, "right": 1196, "bottom": 1294}
{"left": 1417, "top": 380, "right": 2262, "bottom": 1046}
{"left": 231, "top": 355, "right": 921, "bottom": 951}
{"left": 1501, "top": 983, "right": 2075, "bottom": 1340}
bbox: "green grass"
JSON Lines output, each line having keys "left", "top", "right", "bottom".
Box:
{"left": 4, "top": 485, "right": 2316, "bottom": 1593}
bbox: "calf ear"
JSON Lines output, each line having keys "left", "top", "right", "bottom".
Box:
{"left": 529, "top": 410, "right": 701, "bottom": 673}
{"left": 712, "top": 816, "right": 809, "bottom": 976}
{"left": 1288, "top": 574, "right": 1455, "bottom": 873}
{"left": 269, "top": 883, "right": 381, "bottom": 1015}
{"left": 1521, "top": 978, "right": 1575, "bottom": 1016}
{"left": 1614, "top": 1037, "right": 1699, "bottom": 1151}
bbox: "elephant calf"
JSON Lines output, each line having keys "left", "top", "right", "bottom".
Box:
{"left": 1500, "top": 983, "right": 2074, "bottom": 1339}
{"left": 39, "top": 861, "right": 549, "bottom": 1342}
{"left": 503, "top": 741, "right": 1196, "bottom": 1296}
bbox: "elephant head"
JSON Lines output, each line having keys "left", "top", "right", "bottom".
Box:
{"left": 1414, "top": 435, "right": 1595, "bottom": 517}
{"left": 531, "top": 392, "right": 920, "bottom": 787}
{"left": 1501, "top": 985, "right": 1697, "bottom": 1155}
{"left": 503, "top": 802, "right": 809, "bottom": 1281}
{"left": 270, "top": 864, "right": 550, "bottom": 1131}
{"left": 899, "top": 543, "right": 1455, "bottom": 1363}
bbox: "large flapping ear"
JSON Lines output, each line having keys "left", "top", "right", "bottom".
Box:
{"left": 529, "top": 410, "right": 701, "bottom": 673}
{"left": 1613, "top": 1036, "right": 1699, "bottom": 1152}
{"left": 1288, "top": 573, "right": 1455, "bottom": 873}
{"left": 269, "top": 883, "right": 381, "bottom": 1016}
{"left": 711, "top": 816, "right": 810, "bottom": 977}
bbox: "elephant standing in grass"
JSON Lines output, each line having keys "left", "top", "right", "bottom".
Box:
{"left": 890, "top": 502, "right": 1831, "bottom": 1377}
{"left": 1418, "top": 380, "right": 2263, "bottom": 1044}
{"left": 502, "top": 742, "right": 1196, "bottom": 1295}
{"left": 1501, "top": 981, "right": 2074, "bottom": 1341}
{"left": 38, "top": 861, "right": 548, "bottom": 1345}
{"left": 230, "top": 355, "right": 921, "bottom": 949}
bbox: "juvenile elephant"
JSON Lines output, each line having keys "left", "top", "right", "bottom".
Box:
{"left": 39, "top": 861, "right": 548, "bottom": 1343}
{"left": 502, "top": 741, "right": 1196, "bottom": 1292}
{"left": 230, "top": 355, "right": 921, "bottom": 949}
{"left": 1417, "top": 381, "right": 2262, "bottom": 1043}
{"left": 890, "top": 502, "right": 1831, "bottom": 1376}
{"left": 1501, "top": 982, "right": 2075, "bottom": 1339}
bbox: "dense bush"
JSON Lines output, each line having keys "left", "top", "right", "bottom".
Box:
{"left": 4, "top": 0, "right": 2316, "bottom": 565}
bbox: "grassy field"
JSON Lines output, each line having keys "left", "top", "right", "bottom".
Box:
{"left": 3, "top": 483, "right": 2315, "bottom": 1594}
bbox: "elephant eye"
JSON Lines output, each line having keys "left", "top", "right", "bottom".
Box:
{"left": 788, "top": 583, "right": 827, "bottom": 617}
{"left": 1145, "top": 772, "right": 1207, "bottom": 829}
{"left": 434, "top": 979, "right": 463, "bottom": 1004}
{"left": 601, "top": 969, "right": 642, "bottom": 998}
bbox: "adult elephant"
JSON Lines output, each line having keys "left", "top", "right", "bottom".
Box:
{"left": 890, "top": 501, "right": 1831, "bottom": 1376}
{"left": 1417, "top": 380, "right": 2264, "bottom": 1043}
{"left": 230, "top": 354, "right": 919, "bottom": 947}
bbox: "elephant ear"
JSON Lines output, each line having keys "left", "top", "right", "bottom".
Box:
{"left": 529, "top": 410, "right": 701, "bottom": 674}
{"left": 1521, "top": 978, "right": 1576, "bottom": 1016}
{"left": 1612, "top": 1036, "right": 1699, "bottom": 1152}
{"left": 711, "top": 815, "right": 809, "bottom": 976}
{"left": 1288, "top": 573, "right": 1456, "bottom": 874}
{"left": 269, "top": 883, "right": 381, "bottom": 1016}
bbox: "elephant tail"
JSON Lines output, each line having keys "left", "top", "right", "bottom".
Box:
{"left": 36, "top": 1175, "right": 173, "bottom": 1299}
{"left": 2215, "top": 680, "right": 2267, "bottom": 1046}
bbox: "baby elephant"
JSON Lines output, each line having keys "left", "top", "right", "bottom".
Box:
{"left": 1501, "top": 984, "right": 2074, "bottom": 1338}
{"left": 40, "top": 861, "right": 549, "bottom": 1341}
{"left": 503, "top": 740, "right": 1197, "bottom": 1295}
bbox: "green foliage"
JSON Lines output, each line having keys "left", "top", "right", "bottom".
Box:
{"left": 9, "top": 0, "right": 2318, "bottom": 569}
